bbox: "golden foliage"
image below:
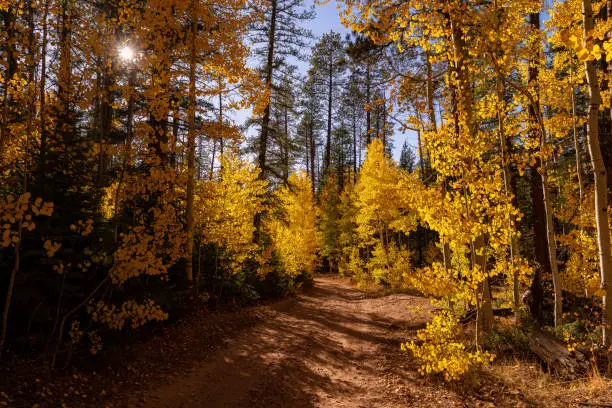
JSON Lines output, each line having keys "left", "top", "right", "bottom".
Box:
{"left": 196, "top": 152, "right": 267, "bottom": 274}
{"left": 270, "top": 172, "right": 319, "bottom": 277}
{"left": 403, "top": 311, "right": 495, "bottom": 381}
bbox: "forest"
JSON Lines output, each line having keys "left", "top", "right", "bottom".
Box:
{"left": 1, "top": 0, "right": 612, "bottom": 406}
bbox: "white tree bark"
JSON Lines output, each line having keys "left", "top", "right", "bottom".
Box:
{"left": 583, "top": 0, "right": 612, "bottom": 363}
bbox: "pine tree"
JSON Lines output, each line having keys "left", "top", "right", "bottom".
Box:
{"left": 297, "top": 68, "right": 324, "bottom": 191}
{"left": 249, "top": 0, "right": 314, "bottom": 181}
{"left": 310, "top": 31, "right": 346, "bottom": 178}
{"left": 399, "top": 142, "right": 416, "bottom": 173}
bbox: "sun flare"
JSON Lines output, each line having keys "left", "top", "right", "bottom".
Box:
{"left": 119, "top": 45, "right": 134, "bottom": 61}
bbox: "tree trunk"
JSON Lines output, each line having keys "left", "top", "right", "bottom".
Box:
{"left": 184, "top": 0, "right": 198, "bottom": 286}
{"left": 382, "top": 94, "right": 387, "bottom": 147}
{"left": 353, "top": 107, "right": 357, "bottom": 183}
{"left": 0, "top": 6, "right": 16, "bottom": 162}
{"left": 527, "top": 11, "right": 549, "bottom": 326}
{"left": 475, "top": 235, "right": 494, "bottom": 342}
{"left": 219, "top": 86, "right": 224, "bottom": 168}
{"left": 257, "top": 0, "right": 277, "bottom": 177}
{"left": 254, "top": 0, "right": 277, "bottom": 239}
{"left": 375, "top": 97, "right": 380, "bottom": 142}
{"left": 583, "top": 0, "right": 612, "bottom": 367}
{"left": 365, "top": 62, "right": 371, "bottom": 145}
{"left": 283, "top": 105, "right": 289, "bottom": 184}
{"left": 450, "top": 12, "right": 494, "bottom": 337}
{"left": 417, "top": 130, "right": 426, "bottom": 179}
{"left": 305, "top": 127, "right": 310, "bottom": 180}
{"left": 522, "top": 14, "right": 562, "bottom": 327}
{"left": 426, "top": 50, "right": 437, "bottom": 134}
{"left": 310, "top": 119, "right": 316, "bottom": 193}
{"left": 39, "top": 0, "right": 49, "bottom": 174}
{"left": 209, "top": 138, "right": 216, "bottom": 179}
{"left": 571, "top": 69, "right": 584, "bottom": 201}
{"left": 57, "top": 2, "right": 73, "bottom": 143}
{"left": 0, "top": 222, "right": 22, "bottom": 357}
{"left": 542, "top": 166, "right": 562, "bottom": 327}
{"left": 325, "top": 57, "right": 332, "bottom": 174}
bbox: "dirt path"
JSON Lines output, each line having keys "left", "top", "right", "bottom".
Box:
{"left": 128, "top": 276, "right": 432, "bottom": 407}
{"left": 2, "top": 278, "right": 608, "bottom": 407}
{"left": 112, "top": 276, "right": 558, "bottom": 408}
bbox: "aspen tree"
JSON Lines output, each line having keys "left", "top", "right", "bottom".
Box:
{"left": 582, "top": 0, "right": 612, "bottom": 364}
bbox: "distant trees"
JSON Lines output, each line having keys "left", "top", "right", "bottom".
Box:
{"left": 297, "top": 71, "right": 323, "bottom": 189}
{"left": 294, "top": 30, "right": 407, "bottom": 280}
{"left": 310, "top": 32, "right": 346, "bottom": 178}
{"left": 345, "top": 34, "right": 392, "bottom": 147}
{"left": 267, "top": 72, "right": 299, "bottom": 184}
{"left": 270, "top": 172, "right": 319, "bottom": 277}
{"left": 249, "top": 0, "right": 314, "bottom": 184}
{"left": 399, "top": 142, "right": 417, "bottom": 173}
{"left": 196, "top": 153, "right": 267, "bottom": 278}
{"left": 340, "top": 70, "right": 366, "bottom": 182}
{"left": 293, "top": 30, "right": 403, "bottom": 197}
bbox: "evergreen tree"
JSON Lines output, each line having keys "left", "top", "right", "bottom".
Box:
{"left": 249, "top": 0, "right": 314, "bottom": 182}
{"left": 297, "top": 68, "right": 324, "bottom": 191}
{"left": 310, "top": 31, "right": 346, "bottom": 179}
{"left": 399, "top": 141, "right": 417, "bottom": 173}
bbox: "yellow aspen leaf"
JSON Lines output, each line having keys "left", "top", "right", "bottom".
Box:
{"left": 577, "top": 48, "right": 590, "bottom": 61}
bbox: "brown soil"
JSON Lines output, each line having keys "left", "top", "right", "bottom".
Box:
{"left": 128, "top": 275, "right": 431, "bottom": 408}
{"left": 117, "top": 276, "right": 562, "bottom": 408}
{"left": 3, "top": 276, "right": 610, "bottom": 407}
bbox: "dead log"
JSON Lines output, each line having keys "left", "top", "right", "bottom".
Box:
{"left": 528, "top": 327, "right": 589, "bottom": 379}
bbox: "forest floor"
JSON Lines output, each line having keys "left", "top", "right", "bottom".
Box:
{"left": 2, "top": 276, "right": 611, "bottom": 407}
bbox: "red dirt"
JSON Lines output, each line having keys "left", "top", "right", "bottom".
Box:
{"left": 5, "top": 276, "right": 609, "bottom": 407}
{"left": 120, "top": 276, "right": 536, "bottom": 408}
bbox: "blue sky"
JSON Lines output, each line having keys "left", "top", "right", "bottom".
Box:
{"left": 308, "top": 0, "right": 350, "bottom": 37}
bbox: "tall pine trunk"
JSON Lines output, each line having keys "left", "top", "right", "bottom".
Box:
{"left": 353, "top": 107, "right": 357, "bottom": 183}
{"left": 525, "top": 12, "right": 562, "bottom": 327}
{"left": 185, "top": 0, "right": 198, "bottom": 286}
{"left": 39, "top": 0, "right": 49, "bottom": 175}
{"left": 365, "top": 62, "right": 371, "bottom": 145}
{"left": 527, "top": 11, "right": 549, "bottom": 326}
{"left": 310, "top": 119, "right": 316, "bottom": 193}
{"left": 254, "top": 0, "right": 277, "bottom": 239}
{"left": 325, "top": 58, "right": 332, "bottom": 174}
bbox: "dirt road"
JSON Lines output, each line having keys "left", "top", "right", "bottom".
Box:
{"left": 122, "top": 276, "right": 542, "bottom": 408}
{"left": 129, "top": 276, "right": 432, "bottom": 407}
{"left": 3, "top": 276, "right": 604, "bottom": 407}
